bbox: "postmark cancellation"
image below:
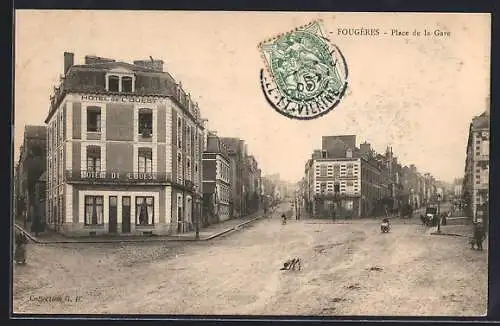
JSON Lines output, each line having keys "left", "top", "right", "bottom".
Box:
{"left": 259, "top": 21, "right": 348, "bottom": 120}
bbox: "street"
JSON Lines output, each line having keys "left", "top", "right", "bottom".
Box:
{"left": 13, "top": 206, "right": 487, "bottom": 316}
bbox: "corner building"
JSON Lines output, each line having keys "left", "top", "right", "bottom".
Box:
{"left": 45, "top": 53, "right": 204, "bottom": 236}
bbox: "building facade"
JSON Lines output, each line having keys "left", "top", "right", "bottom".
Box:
{"left": 45, "top": 52, "right": 205, "bottom": 236}
{"left": 304, "top": 135, "right": 438, "bottom": 218}
{"left": 15, "top": 126, "right": 47, "bottom": 226}
{"left": 202, "top": 132, "right": 232, "bottom": 225}
{"left": 463, "top": 109, "right": 489, "bottom": 223}
{"left": 220, "top": 137, "right": 246, "bottom": 218}
{"left": 244, "top": 155, "right": 262, "bottom": 215}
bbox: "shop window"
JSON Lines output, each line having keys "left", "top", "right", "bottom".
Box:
{"left": 136, "top": 196, "right": 154, "bottom": 225}
{"left": 87, "top": 107, "right": 101, "bottom": 132}
{"left": 138, "top": 147, "right": 153, "bottom": 173}
{"left": 86, "top": 146, "right": 101, "bottom": 172}
{"left": 84, "top": 196, "right": 104, "bottom": 225}
{"left": 108, "top": 75, "right": 119, "bottom": 92}
{"left": 122, "top": 76, "right": 133, "bottom": 92}
{"left": 138, "top": 108, "right": 153, "bottom": 137}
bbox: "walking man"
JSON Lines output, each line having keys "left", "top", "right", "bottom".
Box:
{"left": 473, "top": 220, "right": 486, "bottom": 250}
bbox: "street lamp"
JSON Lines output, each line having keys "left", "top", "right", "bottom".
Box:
{"left": 194, "top": 185, "right": 200, "bottom": 240}
{"left": 436, "top": 193, "right": 442, "bottom": 233}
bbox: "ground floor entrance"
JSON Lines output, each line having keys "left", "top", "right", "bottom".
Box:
{"left": 50, "top": 184, "right": 176, "bottom": 236}
{"left": 312, "top": 196, "right": 361, "bottom": 219}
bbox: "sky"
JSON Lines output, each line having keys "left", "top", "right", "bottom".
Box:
{"left": 14, "top": 11, "right": 490, "bottom": 183}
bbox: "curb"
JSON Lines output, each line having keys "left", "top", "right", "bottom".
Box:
{"left": 430, "top": 232, "right": 467, "bottom": 237}
{"left": 14, "top": 215, "right": 263, "bottom": 245}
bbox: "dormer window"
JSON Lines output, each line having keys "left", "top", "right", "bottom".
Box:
{"left": 122, "top": 76, "right": 133, "bottom": 92}
{"left": 108, "top": 75, "right": 119, "bottom": 92}
{"left": 106, "top": 68, "right": 135, "bottom": 92}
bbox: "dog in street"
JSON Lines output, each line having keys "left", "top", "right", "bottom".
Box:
{"left": 280, "top": 257, "right": 302, "bottom": 271}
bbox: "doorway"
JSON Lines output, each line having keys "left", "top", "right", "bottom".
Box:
{"left": 122, "top": 196, "right": 131, "bottom": 233}
{"left": 109, "top": 196, "right": 117, "bottom": 233}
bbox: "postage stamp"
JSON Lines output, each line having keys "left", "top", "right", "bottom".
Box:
{"left": 259, "top": 21, "right": 348, "bottom": 120}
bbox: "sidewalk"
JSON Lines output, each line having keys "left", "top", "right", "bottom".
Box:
{"left": 13, "top": 211, "right": 264, "bottom": 244}
{"left": 429, "top": 223, "right": 489, "bottom": 251}
{"left": 429, "top": 223, "right": 472, "bottom": 237}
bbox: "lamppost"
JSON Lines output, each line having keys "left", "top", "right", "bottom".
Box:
{"left": 436, "top": 193, "right": 442, "bottom": 233}
{"left": 194, "top": 185, "right": 200, "bottom": 240}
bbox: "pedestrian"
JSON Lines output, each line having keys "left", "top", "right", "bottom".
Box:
{"left": 14, "top": 232, "right": 28, "bottom": 265}
{"left": 281, "top": 213, "right": 287, "bottom": 225}
{"left": 441, "top": 213, "right": 448, "bottom": 226}
{"left": 473, "top": 221, "right": 486, "bottom": 251}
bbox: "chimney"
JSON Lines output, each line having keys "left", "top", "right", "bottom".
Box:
{"left": 84, "top": 55, "right": 115, "bottom": 65}
{"left": 64, "top": 52, "right": 74, "bottom": 75}
{"left": 133, "top": 59, "right": 164, "bottom": 72}
{"left": 360, "top": 142, "right": 371, "bottom": 155}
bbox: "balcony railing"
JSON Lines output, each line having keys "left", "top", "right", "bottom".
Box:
{"left": 65, "top": 170, "right": 172, "bottom": 185}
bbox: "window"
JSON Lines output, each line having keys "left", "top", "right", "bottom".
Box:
{"left": 60, "top": 113, "right": 64, "bottom": 141}
{"left": 334, "top": 184, "right": 340, "bottom": 193}
{"left": 320, "top": 182, "right": 327, "bottom": 194}
{"left": 108, "top": 75, "right": 119, "bottom": 92}
{"left": 122, "top": 76, "right": 133, "bottom": 92}
{"left": 86, "top": 146, "right": 101, "bottom": 172}
{"left": 186, "top": 125, "right": 192, "bottom": 155}
{"left": 136, "top": 196, "right": 154, "bottom": 225}
{"left": 87, "top": 107, "right": 101, "bottom": 132}
{"left": 320, "top": 165, "right": 327, "bottom": 177}
{"left": 346, "top": 164, "right": 354, "bottom": 177}
{"left": 84, "top": 196, "right": 104, "bottom": 225}
{"left": 138, "top": 108, "right": 153, "bottom": 137}
{"left": 177, "top": 118, "right": 182, "bottom": 148}
{"left": 138, "top": 147, "right": 153, "bottom": 173}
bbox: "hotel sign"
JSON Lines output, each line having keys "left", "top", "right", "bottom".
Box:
{"left": 81, "top": 94, "right": 162, "bottom": 104}
{"left": 80, "top": 171, "right": 156, "bottom": 180}
{"left": 66, "top": 170, "right": 173, "bottom": 184}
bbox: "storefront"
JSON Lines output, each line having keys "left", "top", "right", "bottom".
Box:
{"left": 313, "top": 194, "right": 361, "bottom": 219}
{"left": 59, "top": 184, "right": 173, "bottom": 236}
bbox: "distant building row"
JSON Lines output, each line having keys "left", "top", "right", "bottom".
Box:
{"left": 301, "top": 135, "right": 439, "bottom": 219}
{"left": 13, "top": 52, "right": 263, "bottom": 236}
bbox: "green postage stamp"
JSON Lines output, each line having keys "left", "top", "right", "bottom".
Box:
{"left": 259, "top": 21, "right": 348, "bottom": 120}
